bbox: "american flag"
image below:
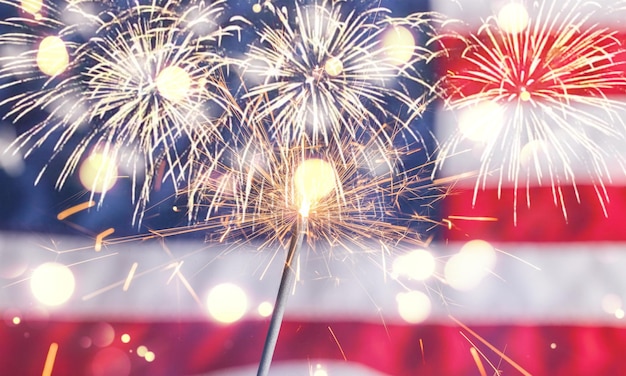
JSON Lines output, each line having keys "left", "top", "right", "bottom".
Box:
{"left": 2, "top": 0, "right": 626, "bottom": 375}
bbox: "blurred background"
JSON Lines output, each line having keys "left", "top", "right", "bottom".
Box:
{"left": 2, "top": 0, "right": 626, "bottom": 375}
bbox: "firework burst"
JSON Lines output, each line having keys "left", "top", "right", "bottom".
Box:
{"left": 0, "top": 0, "right": 242, "bottom": 222}
{"left": 436, "top": 0, "right": 626, "bottom": 221}
{"left": 241, "top": 0, "right": 442, "bottom": 146}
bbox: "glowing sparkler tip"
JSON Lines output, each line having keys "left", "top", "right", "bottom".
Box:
{"left": 294, "top": 159, "right": 337, "bottom": 216}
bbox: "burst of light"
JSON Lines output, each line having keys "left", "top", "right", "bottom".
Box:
{"left": 439, "top": 0, "right": 626, "bottom": 220}
{"left": 242, "top": 0, "right": 440, "bottom": 144}
{"left": 381, "top": 25, "right": 415, "bottom": 65}
{"left": 12, "top": 316, "right": 21, "bottom": 325}
{"left": 294, "top": 158, "right": 337, "bottom": 216}
{"left": 1, "top": 0, "right": 242, "bottom": 223}
{"left": 36, "top": 36, "right": 69, "bottom": 76}
{"left": 30, "top": 262, "right": 75, "bottom": 306}
{"left": 258, "top": 302, "right": 274, "bottom": 317}
{"left": 78, "top": 151, "right": 119, "bottom": 194}
{"left": 496, "top": 3, "right": 529, "bottom": 34}
{"left": 392, "top": 249, "right": 436, "bottom": 281}
{"left": 396, "top": 290, "right": 431, "bottom": 323}
{"left": 206, "top": 283, "right": 248, "bottom": 324}
{"left": 181, "top": 128, "right": 440, "bottom": 253}
{"left": 550, "top": 343, "right": 557, "bottom": 349}
{"left": 444, "top": 240, "right": 496, "bottom": 291}
{"left": 155, "top": 66, "right": 191, "bottom": 103}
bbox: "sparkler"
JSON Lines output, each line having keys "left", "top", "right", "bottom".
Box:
{"left": 184, "top": 126, "right": 438, "bottom": 251}
{"left": 436, "top": 0, "right": 626, "bottom": 221}
{"left": 242, "top": 0, "right": 442, "bottom": 146}
{"left": 0, "top": 0, "right": 242, "bottom": 222}
{"left": 178, "top": 124, "right": 443, "bottom": 374}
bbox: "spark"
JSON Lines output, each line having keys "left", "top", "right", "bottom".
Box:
{"left": 56, "top": 200, "right": 96, "bottom": 220}
{"left": 122, "top": 262, "right": 138, "bottom": 291}
{"left": 438, "top": 0, "right": 626, "bottom": 222}
{"left": 242, "top": 0, "right": 442, "bottom": 146}
{"left": 446, "top": 215, "right": 498, "bottom": 222}
{"left": 327, "top": 326, "right": 347, "bottom": 361}
{"left": 469, "top": 347, "right": 488, "bottom": 376}
{"left": 94, "top": 227, "right": 115, "bottom": 252}
{"left": 451, "top": 315, "right": 531, "bottom": 376}
{"left": 41, "top": 342, "right": 59, "bottom": 376}
{"left": 0, "top": 0, "right": 242, "bottom": 223}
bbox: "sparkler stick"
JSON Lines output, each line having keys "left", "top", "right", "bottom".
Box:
{"left": 257, "top": 157, "right": 337, "bottom": 375}
{"left": 257, "top": 215, "right": 307, "bottom": 376}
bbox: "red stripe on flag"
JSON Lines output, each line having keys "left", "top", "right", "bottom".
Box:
{"left": 442, "top": 185, "right": 626, "bottom": 242}
{"left": 436, "top": 32, "right": 626, "bottom": 97}
{"left": 2, "top": 319, "right": 626, "bottom": 375}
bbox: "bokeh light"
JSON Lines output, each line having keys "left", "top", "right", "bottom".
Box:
{"left": 444, "top": 240, "right": 496, "bottom": 291}
{"left": 78, "top": 150, "right": 119, "bottom": 193}
{"left": 120, "top": 333, "right": 131, "bottom": 344}
{"left": 396, "top": 290, "right": 431, "bottom": 324}
{"left": 30, "top": 262, "right": 75, "bottom": 306}
{"left": 21, "top": 0, "right": 43, "bottom": 15}
{"left": 91, "top": 322, "right": 115, "bottom": 348}
{"left": 520, "top": 139, "right": 549, "bottom": 170}
{"left": 392, "top": 249, "right": 436, "bottom": 281}
{"left": 313, "top": 364, "right": 328, "bottom": 376}
{"left": 324, "top": 56, "right": 343, "bottom": 77}
{"left": 144, "top": 351, "right": 155, "bottom": 362}
{"left": 381, "top": 25, "right": 415, "bottom": 65}
{"left": 155, "top": 65, "right": 191, "bottom": 103}
{"left": 206, "top": 283, "right": 248, "bottom": 323}
{"left": 36, "top": 36, "right": 69, "bottom": 76}
{"left": 258, "top": 301, "right": 273, "bottom": 317}
{"left": 458, "top": 101, "right": 504, "bottom": 142}
{"left": 91, "top": 347, "right": 131, "bottom": 376}
{"left": 496, "top": 3, "right": 530, "bottom": 34}
{"left": 601, "top": 293, "right": 622, "bottom": 314}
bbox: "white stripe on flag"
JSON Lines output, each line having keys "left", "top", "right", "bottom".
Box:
{"left": 2, "top": 232, "right": 625, "bottom": 326}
